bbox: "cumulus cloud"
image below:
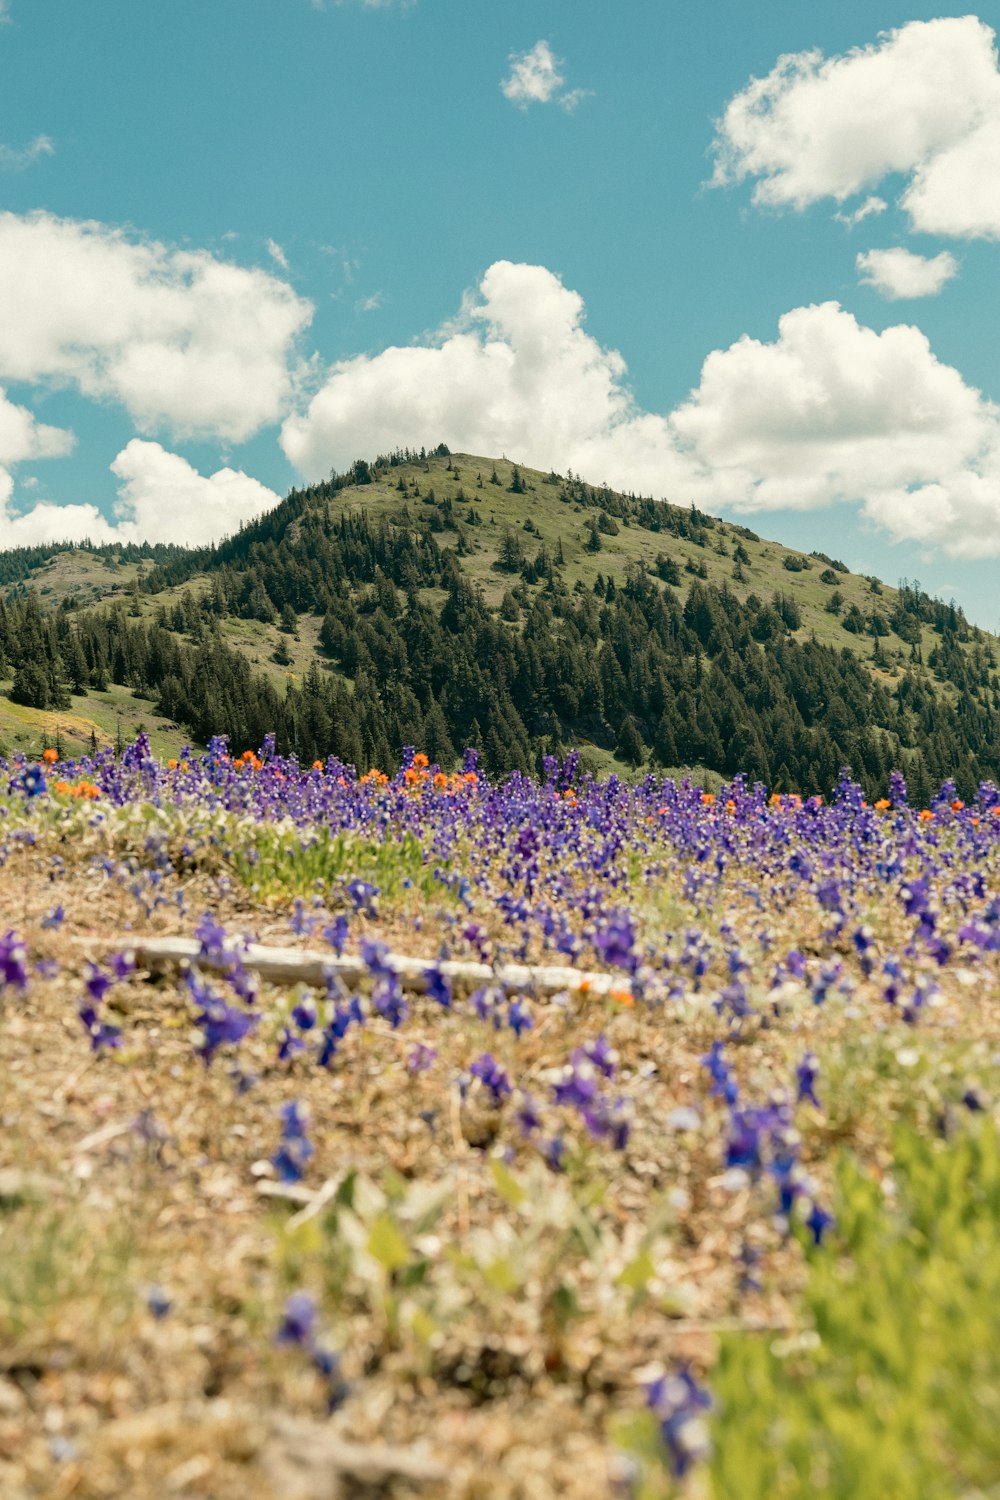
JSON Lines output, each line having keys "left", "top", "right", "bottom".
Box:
{"left": 0, "top": 387, "right": 73, "bottom": 468}
{"left": 0, "top": 211, "right": 313, "bottom": 443}
{"left": 108, "top": 441, "right": 280, "bottom": 545}
{"left": 282, "top": 260, "right": 1000, "bottom": 558}
{"left": 0, "top": 440, "right": 280, "bottom": 549}
{"left": 0, "top": 134, "right": 53, "bottom": 170}
{"left": 281, "top": 260, "right": 685, "bottom": 494}
{"left": 712, "top": 16, "right": 1000, "bottom": 238}
{"left": 501, "top": 40, "right": 586, "bottom": 111}
{"left": 856, "top": 246, "right": 958, "bottom": 300}
{"left": 0, "top": 387, "right": 74, "bottom": 536}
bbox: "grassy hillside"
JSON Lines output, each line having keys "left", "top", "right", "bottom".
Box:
{"left": 0, "top": 449, "right": 996, "bottom": 795}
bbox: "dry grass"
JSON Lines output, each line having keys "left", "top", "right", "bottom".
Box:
{"left": 0, "top": 798, "right": 997, "bottom": 1499}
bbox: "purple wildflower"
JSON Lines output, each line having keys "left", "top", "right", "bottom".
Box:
{"left": 0, "top": 930, "right": 29, "bottom": 990}
{"left": 646, "top": 1366, "right": 712, "bottom": 1477}
{"left": 469, "top": 1053, "right": 512, "bottom": 1104}
{"left": 795, "top": 1052, "right": 821, "bottom": 1109}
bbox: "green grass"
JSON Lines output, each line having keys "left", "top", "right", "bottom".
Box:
{"left": 0, "top": 680, "right": 191, "bottom": 761}
{"left": 616, "top": 1117, "right": 1000, "bottom": 1500}
{"left": 227, "top": 824, "right": 463, "bottom": 907}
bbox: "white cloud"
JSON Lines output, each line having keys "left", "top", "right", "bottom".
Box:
{"left": 0, "top": 135, "right": 53, "bottom": 171}
{"left": 356, "top": 291, "right": 384, "bottom": 313}
{"left": 0, "top": 387, "right": 73, "bottom": 468}
{"left": 0, "top": 212, "right": 313, "bottom": 443}
{"left": 281, "top": 260, "right": 687, "bottom": 493}
{"left": 856, "top": 246, "right": 958, "bottom": 300}
{"left": 0, "top": 387, "right": 74, "bottom": 536}
{"left": 109, "top": 440, "right": 280, "bottom": 545}
{"left": 712, "top": 16, "right": 1000, "bottom": 238}
{"left": 0, "top": 440, "right": 280, "bottom": 548}
{"left": 266, "top": 237, "right": 290, "bottom": 271}
{"left": 282, "top": 260, "right": 1000, "bottom": 558}
{"left": 902, "top": 118, "right": 1000, "bottom": 239}
{"left": 834, "top": 195, "right": 887, "bottom": 229}
{"left": 501, "top": 40, "right": 586, "bottom": 111}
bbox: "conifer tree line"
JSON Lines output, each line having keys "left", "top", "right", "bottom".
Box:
{"left": 0, "top": 457, "right": 997, "bottom": 803}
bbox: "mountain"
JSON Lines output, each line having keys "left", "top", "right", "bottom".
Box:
{"left": 0, "top": 447, "right": 996, "bottom": 801}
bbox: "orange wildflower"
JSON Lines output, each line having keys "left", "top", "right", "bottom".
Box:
{"left": 609, "top": 988, "right": 635, "bottom": 1007}
{"left": 413, "top": 752, "right": 429, "bottom": 769}
{"left": 312, "top": 760, "right": 324, "bottom": 771}
{"left": 433, "top": 772, "right": 448, "bottom": 788}
{"left": 919, "top": 809, "right": 934, "bottom": 821}
{"left": 951, "top": 799, "right": 964, "bottom": 812}
{"left": 725, "top": 799, "right": 736, "bottom": 815}
{"left": 41, "top": 748, "right": 58, "bottom": 764}
{"left": 874, "top": 799, "right": 891, "bottom": 812}
{"left": 701, "top": 792, "right": 715, "bottom": 806}
{"left": 167, "top": 759, "right": 178, "bottom": 770}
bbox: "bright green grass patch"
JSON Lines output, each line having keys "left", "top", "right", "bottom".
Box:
{"left": 228, "top": 824, "right": 461, "bottom": 908}
{"left": 619, "top": 1117, "right": 1000, "bottom": 1498}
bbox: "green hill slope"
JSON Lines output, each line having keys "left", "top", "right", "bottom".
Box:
{"left": 0, "top": 448, "right": 996, "bottom": 800}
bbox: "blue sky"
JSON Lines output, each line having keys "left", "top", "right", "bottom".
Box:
{"left": 2, "top": 1, "right": 1000, "bottom": 624}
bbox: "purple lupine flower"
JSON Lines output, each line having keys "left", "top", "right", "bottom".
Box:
{"left": 592, "top": 910, "right": 638, "bottom": 972}
{"left": 407, "top": 1042, "right": 437, "bottom": 1073}
{"left": 553, "top": 1058, "right": 600, "bottom": 1110}
{"left": 146, "top": 1285, "right": 172, "bottom": 1319}
{"left": 360, "top": 938, "right": 394, "bottom": 979}
{"left": 276, "top": 1291, "right": 318, "bottom": 1346}
{"left": 194, "top": 911, "right": 228, "bottom": 962}
{"left": 291, "top": 996, "right": 318, "bottom": 1031}
{"left": 795, "top": 1052, "right": 821, "bottom": 1109}
{"left": 646, "top": 1367, "right": 712, "bottom": 1477}
{"left": 372, "top": 975, "right": 407, "bottom": 1029}
{"left": 0, "top": 930, "right": 29, "bottom": 990}
{"left": 580, "top": 1034, "right": 617, "bottom": 1077}
{"left": 317, "top": 997, "right": 363, "bottom": 1068}
{"left": 78, "top": 1001, "right": 122, "bottom": 1052}
{"left": 84, "top": 962, "right": 114, "bottom": 1004}
{"left": 424, "top": 967, "right": 453, "bottom": 1009}
{"left": 290, "top": 898, "right": 317, "bottom": 938}
{"left": 469, "top": 1053, "right": 512, "bottom": 1104}
{"left": 540, "top": 1135, "right": 566, "bottom": 1172}
{"left": 701, "top": 1041, "right": 739, "bottom": 1105}
{"left": 312, "top": 1346, "right": 351, "bottom": 1413}
{"left": 272, "top": 1101, "right": 314, "bottom": 1182}
{"left": 515, "top": 1092, "right": 543, "bottom": 1137}
{"left": 347, "top": 879, "right": 379, "bottom": 916}
{"left": 109, "top": 950, "right": 135, "bottom": 981}
{"left": 322, "top": 914, "right": 349, "bottom": 955}
{"left": 188, "top": 970, "right": 257, "bottom": 1065}
{"left": 507, "top": 997, "right": 533, "bottom": 1037}
{"left": 806, "top": 1201, "right": 834, "bottom": 1246}
{"left": 14, "top": 764, "right": 47, "bottom": 798}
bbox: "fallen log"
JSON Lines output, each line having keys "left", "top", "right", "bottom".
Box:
{"left": 84, "top": 934, "right": 635, "bottom": 999}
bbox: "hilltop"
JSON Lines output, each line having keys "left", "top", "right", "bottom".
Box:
{"left": 0, "top": 448, "right": 996, "bottom": 800}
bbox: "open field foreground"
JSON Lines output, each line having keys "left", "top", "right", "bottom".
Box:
{"left": 1, "top": 738, "right": 998, "bottom": 1500}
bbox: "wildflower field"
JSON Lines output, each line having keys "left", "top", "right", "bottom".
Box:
{"left": 1, "top": 735, "right": 998, "bottom": 1500}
